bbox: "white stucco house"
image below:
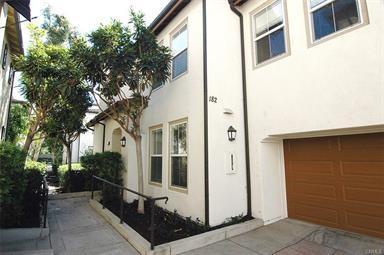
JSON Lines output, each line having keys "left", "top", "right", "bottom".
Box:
{"left": 87, "top": 0, "right": 384, "bottom": 239}
{"left": 0, "top": 2, "right": 24, "bottom": 141}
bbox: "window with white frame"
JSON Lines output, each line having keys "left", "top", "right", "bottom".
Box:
{"left": 8, "top": 66, "right": 14, "bottom": 85}
{"left": 2, "top": 44, "right": 8, "bottom": 70}
{"left": 309, "top": 0, "right": 360, "bottom": 41}
{"left": 171, "top": 24, "right": 187, "bottom": 79}
{"left": 153, "top": 40, "right": 164, "bottom": 90}
{"left": 150, "top": 128, "right": 162, "bottom": 184}
{"left": 253, "top": 0, "right": 286, "bottom": 64}
{"left": 170, "top": 121, "right": 187, "bottom": 189}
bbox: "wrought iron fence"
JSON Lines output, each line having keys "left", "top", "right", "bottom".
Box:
{"left": 42, "top": 176, "right": 49, "bottom": 228}
{"left": 91, "top": 175, "right": 168, "bottom": 250}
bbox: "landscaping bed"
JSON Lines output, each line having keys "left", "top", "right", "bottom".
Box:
{"left": 103, "top": 198, "right": 252, "bottom": 246}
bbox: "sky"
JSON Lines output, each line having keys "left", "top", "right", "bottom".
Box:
{"left": 14, "top": 0, "right": 171, "bottom": 100}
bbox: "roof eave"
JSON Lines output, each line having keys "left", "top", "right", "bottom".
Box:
{"left": 148, "top": 0, "right": 191, "bottom": 36}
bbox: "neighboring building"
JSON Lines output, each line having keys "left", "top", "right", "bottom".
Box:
{"left": 0, "top": 2, "right": 24, "bottom": 140}
{"left": 63, "top": 105, "right": 99, "bottom": 163}
{"left": 88, "top": 0, "right": 384, "bottom": 239}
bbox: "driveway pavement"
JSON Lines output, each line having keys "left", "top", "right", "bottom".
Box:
{"left": 48, "top": 196, "right": 139, "bottom": 255}
{"left": 47, "top": 196, "right": 384, "bottom": 255}
{"left": 182, "top": 219, "right": 384, "bottom": 255}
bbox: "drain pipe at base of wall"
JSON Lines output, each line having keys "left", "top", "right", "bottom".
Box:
{"left": 228, "top": 1, "right": 252, "bottom": 218}
{"left": 97, "top": 121, "right": 106, "bottom": 152}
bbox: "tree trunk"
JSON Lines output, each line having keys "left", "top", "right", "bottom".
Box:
{"left": 23, "top": 120, "right": 38, "bottom": 154}
{"left": 135, "top": 135, "right": 145, "bottom": 214}
{"left": 66, "top": 144, "right": 72, "bottom": 172}
{"left": 33, "top": 136, "right": 45, "bottom": 161}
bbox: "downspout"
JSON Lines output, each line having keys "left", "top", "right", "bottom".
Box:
{"left": 202, "top": 0, "right": 209, "bottom": 226}
{"left": 97, "top": 121, "right": 105, "bottom": 152}
{"left": 228, "top": 1, "right": 252, "bottom": 217}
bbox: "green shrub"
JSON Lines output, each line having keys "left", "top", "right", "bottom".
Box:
{"left": 81, "top": 152, "right": 123, "bottom": 203}
{"left": 0, "top": 142, "right": 27, "bottom": 227}
{"left": 80, "top": 151, "right": 123, "bottom": 184}
{"left": 58, "top": 163, "right": 84, "bottom": 192}
{"left": 58, "top": 152, "right": 123, "bottom": 193}
{"left": 25, "top": 160, "right": 46, "bottom": 174}
{"left": 23, "top": 162, "right": 45, "bottom": 227}
{"left": 0, "top": 142, "right": 46, "bottom": 228}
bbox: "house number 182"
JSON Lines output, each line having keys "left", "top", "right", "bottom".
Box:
{"left": 209, "top": 96, "right": 217, "bottom": 103}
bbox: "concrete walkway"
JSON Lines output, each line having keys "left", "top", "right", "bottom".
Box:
{"left": 48, "top": 196, "right": 139, "bottom": 255}
{"left": 182, "top": 219, "right": 384, "bottom": 255}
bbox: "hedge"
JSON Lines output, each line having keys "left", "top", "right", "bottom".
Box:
{"left": 0, "top": 142, "right": 46, "bottom": 228}
{"left": 23, "top": 161, "right": 46, "bottom": 227}
{"left": 0, "top": 142, "right": 27, "bottom": 227}
{"left": 58, "top": 152, "right": 123, "bottom": 193}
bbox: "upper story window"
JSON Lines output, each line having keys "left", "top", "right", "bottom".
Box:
{"left": 170, "top": 121, "right": 187, "bottom": 189}
{"left": 309, "top": 0, "right": 360, "bottom": 41}
{"left": 149, "top": 127, "right": 163, "bottom": 184}
{"left": 152, "top": 80, "right": 163, "bottom": 90}
{"left": 171, "top": 24, "right": 188, "bottom": 79}
{"left": 8, "top": 66, "right": 14, "bottom": 85}
{"left": 152, "top": 40, "right": 164, "bottom": 90}
{"left": 2, "top": 44, "right": 8, "bottom": 70}
{"left": 252, "top": 0, "right": 287, "bottom": 65}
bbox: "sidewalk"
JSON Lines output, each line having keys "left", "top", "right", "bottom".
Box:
{"left": 181, "top": 219, "right": 384, "bottom": 255}
{"left": 48, "top": 196, "right": 139, "bottom": 255}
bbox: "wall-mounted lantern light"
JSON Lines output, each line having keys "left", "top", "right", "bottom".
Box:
{"left": 227, "top": 126, "right": 237, "bottom": 142}
{"left": 120, "top": 137, "right": 126, "bottom": 147}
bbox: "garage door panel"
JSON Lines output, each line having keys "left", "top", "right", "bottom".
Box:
{"left": 287, "top": 161, "right": 335, "bottom": 176}
{"left": 291, "top": 182, "right": 337, "bottom": 200}
{"left": 343, "top": 186, "right": 384, "bottom": 205}
{"left": 345, "top": 212, "right": 384, "bottom": 237}
{"left": 284, "top": 137, "right": 334, "bottom": 153}
{"left": 339, "top": 133, "right": 384, "bottom": 150}
{"left": 284, "top": 132, "right": 384, "bottom": 239}
{"left": 340, "top": 161, "right": 384, "bottom": 177}
{"left": 290, "top": 202, "right": 340, "bottom": 226}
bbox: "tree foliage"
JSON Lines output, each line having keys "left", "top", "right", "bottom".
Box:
{"left": 43, "top": 84, "right": 92, "bottom": 172}
{"left": 6, "top": 104, "right": 29, "bottom": 143}
{"left": 72, "top": 11, "right": 172, "bottom": 213}
{"left": 42, "top": 7, "right": 77, "bottom": 45}
{"left": 14, "top": 10, "right": 88, "bottom": 156}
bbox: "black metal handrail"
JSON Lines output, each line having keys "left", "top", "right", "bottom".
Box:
{"left": 42, "top": 176, "right": 49, "bottom": 228}
{"left": 91, "top": 175, "right": 168, "bottom": 250}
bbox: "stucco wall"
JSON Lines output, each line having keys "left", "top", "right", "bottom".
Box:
{"left": 237, "top": 0, "right": 384, "bottom": 223}
{"left": 205, "top": 0, "right": 248, "bottom": 226}
{"left": 0, "top": 4, "right": 12, "bottom": 140}
{"left": 93, "top": 0, "right": 206, "bottom": 223}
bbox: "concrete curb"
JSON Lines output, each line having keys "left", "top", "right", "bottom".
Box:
{"left": 89, "top": 199, "right": 263, "bottom": 255}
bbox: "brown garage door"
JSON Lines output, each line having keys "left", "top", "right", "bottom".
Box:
{"left": 284, "top": 132, "right": 384, "bottom": 239}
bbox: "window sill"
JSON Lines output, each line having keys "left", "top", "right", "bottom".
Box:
{"left": 149, "top": 181, "right": 162, "bottom": 187}
{"left": 152, "top": 84, "right": 164, "bottom": 92}
{"left": 169, "top": 185, "right": 188, "bottom": 194}
{"left": 171, "top": 70, "right": 188, "bottom": 82}
{"left": 253, "top": 51, "right": 290, "bottom": 70}
{"left": 308, "top": 21, "right": 368, "bottom": 48}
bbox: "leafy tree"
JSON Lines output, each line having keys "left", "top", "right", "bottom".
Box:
{"left": 15, "top": 10, "right": 81, "bottom": 155}
{"left": 6, "top": 104, "right": 29, "bottom": 143}
{"left": 43, "top": 84, "right": 92, "bottom": 173}
{"left": 42, "top": 7, "right": 77, "bottom": 45}
{"left": 73, "top": 11, "right": 171, "bottom": 213}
